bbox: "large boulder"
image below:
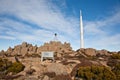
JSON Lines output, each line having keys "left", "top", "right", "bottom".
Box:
{"left": 84, "top": 48, "right": 96, "bottom": 56}
{"left": 46, "top": 63, "right": 68, "bottom": 75}
{"left": 21, "top": 47, "right": 28, "bottom": 56}
{"left": 97, "top": 49, "right": 110, "bottom": 56}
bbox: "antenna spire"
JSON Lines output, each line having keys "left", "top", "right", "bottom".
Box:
{"left": 80, "top": 10, "right": 84, "bottom": 48}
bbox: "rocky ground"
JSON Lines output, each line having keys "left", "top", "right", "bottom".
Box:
{"left": 0, "top": 50, "right": 119, "bottom": 80}
{"left": 5, "top": 53, "right": 81, "bottom": 80}
{"left": 0, "top": 42, "right": 120, "bottom": 80}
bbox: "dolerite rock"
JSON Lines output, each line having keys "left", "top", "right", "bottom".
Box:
{"left": 28, "top": 46, "right": 33, "bottom": 52}
{"left": 12, "top": 45, "right": 21, "bottom": 56}
{"left": 21, "top": 47, "right": 28, "bottom": 56}
{"left": 46, "top": 63, "right": 68, "bottom": 75}
{"left": 0, "top": 50, "right": 5, "bottom": 56}
{"left": 36, "top": 41, "right": 73, "bottom": 54}
{"left": 27, "top": 44, "right": 34, "bottom": 54}
{"left": 36, "top": 47, "right": 41, "bottom": 54}
{"left": 28, "top": 46, "right": 37, "bottom": 55}
{"left": 77, "top": 48, "right": 85, "bottom": 54}
{"left": 56, "top": 52, "right": 62, "bottom": 57}
{"left": 27, "top": 44, "right": 33, "bottom": 51}
{"left": 20, "top": 42, "right": 29, "bottom": 56}
{"left": 97, "top": 49, "right": 110, "bottom": 56}
{"left": 27, "top": 44, "right": 33, "bottom": 55}
{"left": 84, "top": 48, "right": 96, "bottom": 56}
{"left": 3, "top": 41, "right": 74, "bottom": 57}
{"left": 21, "top": 42, "right": 27, "bottom": 48}
{"left": 33, "top": 46, "right": 37, "bottom": 54}
{"left": 6, "top": 47, "right": 13, "bottom": 55}
{"left": 43, "top": 75, "right": 49, "bottom": 80}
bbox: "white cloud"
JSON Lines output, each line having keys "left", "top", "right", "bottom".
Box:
{"left": 0, "top": 35, "right": 15, "bottom": 40}
{"left": 84, "top": 10, "right": 120, "bottom": 51}
{"left": 84, "top": 10, "right": 120, "bottom": 36}
{"left": 84, "top": 21, "right": 106, "bottom": 35}
{"left": 4, "top": 0, "right": 77, "bottom": 36}
{"left": 97, "top": 34, "right": 120, "bottom": 46}
{"left": 0, "top": 0, "right": 79, "bottom": 42}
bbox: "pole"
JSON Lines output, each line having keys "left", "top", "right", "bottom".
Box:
{"left": 80, "top": 10, "right": 84, "bottom": 48}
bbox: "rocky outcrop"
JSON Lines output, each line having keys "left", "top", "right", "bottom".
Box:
{"left": 37, "top": 41, "right": 72, "bottom": 54}
{"left": 2, "top": 41, "right": 73, "bottom": 57}
{"left": 12, "top": 46, "right": 21, "bottom": 56}
{"left": 5, "top": 42, "right": 34, "bottom": 56}
{"left": 84, "top": 48, "right": 96, "bottom": 56}
{"left": 1, "top": 41, "right": 119, "bottom": 58}
{"left": 97, "top": 49, "right": 110, "bottom": 56}
{"left": 77, "top": 48, "right": 114, "bottom": 56}
{"left": 77, "top": 48, "right": 96, "bottom": 56}
{"left": 6, "top": 47, "right": 13, "bottom": 55}
{"left": 21, "top": 48, "right": 28, "bottom": 56}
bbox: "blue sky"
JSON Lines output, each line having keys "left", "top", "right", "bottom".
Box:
{"left": 0, "top": 0, "right": 120, "bottom": 51}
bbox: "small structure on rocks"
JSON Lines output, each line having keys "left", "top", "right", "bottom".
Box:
{"left": 41, "top": 52, "right": 54, "bottom": 62}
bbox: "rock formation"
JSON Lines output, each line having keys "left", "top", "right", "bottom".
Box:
{"left": 2, "top": 41, "right": 73, "bottom": 57}
{"left": 0, "top": 41, "right": 120, "bottom": 80}
{"left": 84, "top": 48, "right": 96, "bottom": 56}
{"left": 77, "top": 48, "right": 114, "bottom": 56}
{"left": 37, "top": 41, "right": 72, "bottom": 53}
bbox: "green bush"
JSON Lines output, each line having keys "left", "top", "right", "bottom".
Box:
{"left": 0, "top": 58, "right": 12, "bottom": 72}
{"left": 76, "top": 65, "right": 116, "bottom": 80}
{"left": 7, "top": 62, "right": 25, "bottom": 74}
{"left": 111, "top": 54, "right": 120, "bottom": 59}
{"left": 112, "top": 63, "right": 120, "bottom": 80}
{"left": 0, "top": 58, "right": 25, "bottom": 79}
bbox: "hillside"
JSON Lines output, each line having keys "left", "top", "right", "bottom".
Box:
{"left": 0, "top": 41, "right": 120, "bottom": 80}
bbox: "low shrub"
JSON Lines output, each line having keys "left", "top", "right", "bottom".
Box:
{"left": 76, "top": 65, "right": 116, "bottom": 80}
{"left": 7, "top": 62, "right": 25, "bottom": 74}
{"left": 111, "top": 54, "right": 120, "bottom": 59}
{"left": 0, "top": 58, "right": 12, "bottom": 72}
{"left": 112, "top": 63, "right": 120, "bottom": 80}
{"left": 0, "top": 58, "right": 25, "bottom": 79}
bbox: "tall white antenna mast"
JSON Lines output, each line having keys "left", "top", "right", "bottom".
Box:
{"left": 80, "top": 10, "right": 84, "bottom": 48}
